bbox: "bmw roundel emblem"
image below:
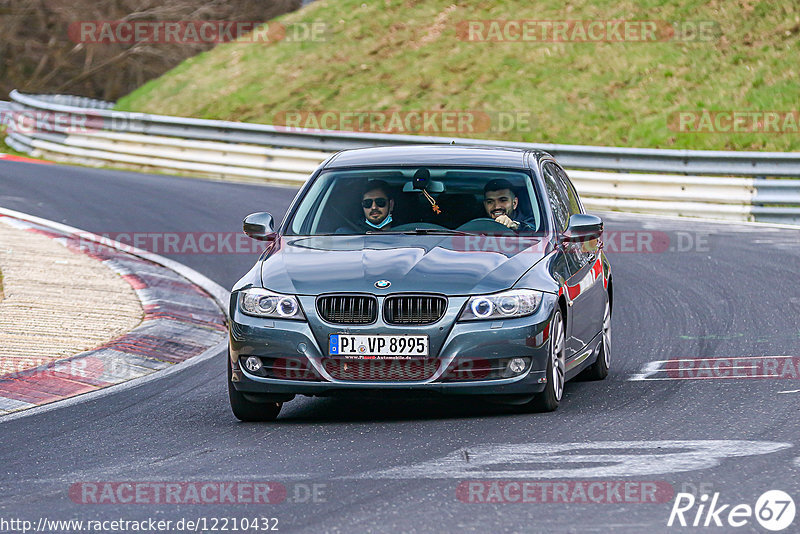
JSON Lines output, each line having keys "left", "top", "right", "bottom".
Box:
{"left": 375, "top": 279, "right": 391, "bottom": 289}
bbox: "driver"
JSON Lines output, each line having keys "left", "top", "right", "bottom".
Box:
{"left": 360, "top": 180, "right": 395, "bottom": 231}
{"left": 483, "top": 178, "right": 536, "bottom": 232}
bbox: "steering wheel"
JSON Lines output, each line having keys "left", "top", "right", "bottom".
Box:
{"left": 456, "top": 218, "right": 516, "bottom": 234}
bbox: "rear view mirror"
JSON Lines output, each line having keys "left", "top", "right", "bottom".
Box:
{"left": 403, "top": 181, "right": 445, "bottom": 193}
{"left": 403, "top": 167, "right": 445, "bottom": 193}
{"left": 563, "top": 214, "right": 603, "bottom": 242}
{"left": 243, "top": 212, "right": 276, "bottom": 241}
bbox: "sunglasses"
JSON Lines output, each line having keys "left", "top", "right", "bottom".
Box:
{"left": 362, "top": 198, "right": 388, "bottom": 209}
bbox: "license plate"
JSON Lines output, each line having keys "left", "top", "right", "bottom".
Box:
{"left": 329, "top": 334, "right": 429, "bottom": 358}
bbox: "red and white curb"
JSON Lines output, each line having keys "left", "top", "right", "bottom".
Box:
{"left": 0, "top": 207, "right": 229, "bottom": 417}
{"left": 0, "top": 153, "right": 51, "bottom": 164}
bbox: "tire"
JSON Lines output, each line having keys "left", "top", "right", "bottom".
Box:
{"left": 227, "top": 357, "right": 282, "bottom": 422}
{"left": 580, "top": 297, "right": 611, "bottom": 381}
{"left": 525, "top": 309, "right": 566, "bottom": 413}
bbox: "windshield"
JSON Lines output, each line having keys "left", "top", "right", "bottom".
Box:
{"left": 286, "top": 166, "right": 545, "bottom": 236}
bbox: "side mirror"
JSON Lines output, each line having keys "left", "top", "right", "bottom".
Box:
{"left": 243, "top": 212, "right": 276, "bottom": 241}
{"left": 563, "top": 214, "right": 603, "bottom": 242}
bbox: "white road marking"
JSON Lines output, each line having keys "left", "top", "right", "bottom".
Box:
{"left": 778, "top": 389, "right": 800, "bottom": 394}
{"left": 350, "top": 440, "right": 791, "bottom": 479}
{"left": 629, "top": 355, "right": 798, "bottom": 381}
{"left": 629, "top": 360, "right": 666, "bottom": 381}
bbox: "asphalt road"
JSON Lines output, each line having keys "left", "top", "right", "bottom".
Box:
{"left": 1, "top": 160, "right": 799, "bottom": 533}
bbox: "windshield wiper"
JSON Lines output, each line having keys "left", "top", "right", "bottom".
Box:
{"left": 387, "top": 229, "right": 475, "bottom": 236}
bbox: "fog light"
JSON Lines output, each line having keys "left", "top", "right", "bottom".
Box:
{"left": 244, "top": 356, "right": 263, "bottom": 373}
{"left": 507, "top": 358, "right": 526, "bottom": 375}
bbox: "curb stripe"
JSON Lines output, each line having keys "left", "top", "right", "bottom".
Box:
{"left": 0, "top": 212, "right": 228, "bottom": 415}
{"left": 0, "top": 153, "right": 52, "bottom": 164}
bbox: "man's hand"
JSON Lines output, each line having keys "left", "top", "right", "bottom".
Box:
{"left": 493, "top": 214, "right": 519, "bottom": 230}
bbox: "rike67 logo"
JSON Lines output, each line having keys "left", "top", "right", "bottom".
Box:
{"left": 668, "top": 490, "right": 795, "bottom": 531}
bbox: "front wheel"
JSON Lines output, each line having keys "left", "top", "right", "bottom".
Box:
{"left": 524, "top": 309, "right": 566, "bottom": 413}
{"left": 228, "top": 358, "right": 282, "bottom": 422}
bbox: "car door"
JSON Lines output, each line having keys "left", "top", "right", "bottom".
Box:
{"left": 541, "top": 162, "right": 598, "bottom": 358}
{"left": 554, "top": 164, "right": 606, "bottom": 353}
{"left": 541, "top": 162, "right": 581, "bottom": 358}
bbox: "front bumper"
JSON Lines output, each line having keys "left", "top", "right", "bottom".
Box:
{"left": 229, "top": 293, "right": 557, "bottom": 398}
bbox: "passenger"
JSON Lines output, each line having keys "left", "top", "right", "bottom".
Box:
{"left": 483, "top": 178, "right": 536, "bottom": 232}
{"left": 359, "top": 179, "right": 395, "bottom": 231}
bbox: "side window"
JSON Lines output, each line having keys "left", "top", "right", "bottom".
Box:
{"left": 542, "top": 162, "right": 570, "bottom": 232}
{"left": 554, "top": 166, "right": 582, "bottom": 215}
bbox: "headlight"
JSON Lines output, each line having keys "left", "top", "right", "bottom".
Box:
{"left": 239, "top": 288, "right": 305, "bottom": 320}
{"left": 459, "top": 289, "right": 542, "bottom": 321}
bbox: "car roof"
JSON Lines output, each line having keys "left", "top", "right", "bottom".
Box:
{"left": 323, "top": 145, "right": 552, "bottom": 169}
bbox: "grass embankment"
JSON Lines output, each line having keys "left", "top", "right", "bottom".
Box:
{"left": 117, "top": 0, "right": 799, "bottom": 151}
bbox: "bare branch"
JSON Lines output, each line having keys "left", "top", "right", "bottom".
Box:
{"left": 0, "top": 0, "right": 302, "bottom": 100}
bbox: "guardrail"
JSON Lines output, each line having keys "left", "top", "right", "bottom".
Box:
{"left": 5, "top": 91, "right": 800, "bottom": 224}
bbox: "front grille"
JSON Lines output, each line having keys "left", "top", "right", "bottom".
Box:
{"left": 321, "top": 358, "right": 439, "bottom": 381}
{"left": 317, "top": 294, "right": 377, "bottom": 324}
{"left": 384, "top": 295, "right": 447, "bottom": 325}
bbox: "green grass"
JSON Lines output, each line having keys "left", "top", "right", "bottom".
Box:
{"left": 116, "top": 0, "right": 800, "bottom": 151}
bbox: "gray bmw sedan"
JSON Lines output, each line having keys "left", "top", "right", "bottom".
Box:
{"left": 228, "top": 145, "right": 612, "bottom": 421}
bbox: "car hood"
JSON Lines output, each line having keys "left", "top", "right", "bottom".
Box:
{"left": 259, "top": 235, "right": 548, "bottom": 295}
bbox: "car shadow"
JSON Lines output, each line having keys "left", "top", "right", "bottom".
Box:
{"left": 271, "top": 386, "right": 576, "bottom": 423}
